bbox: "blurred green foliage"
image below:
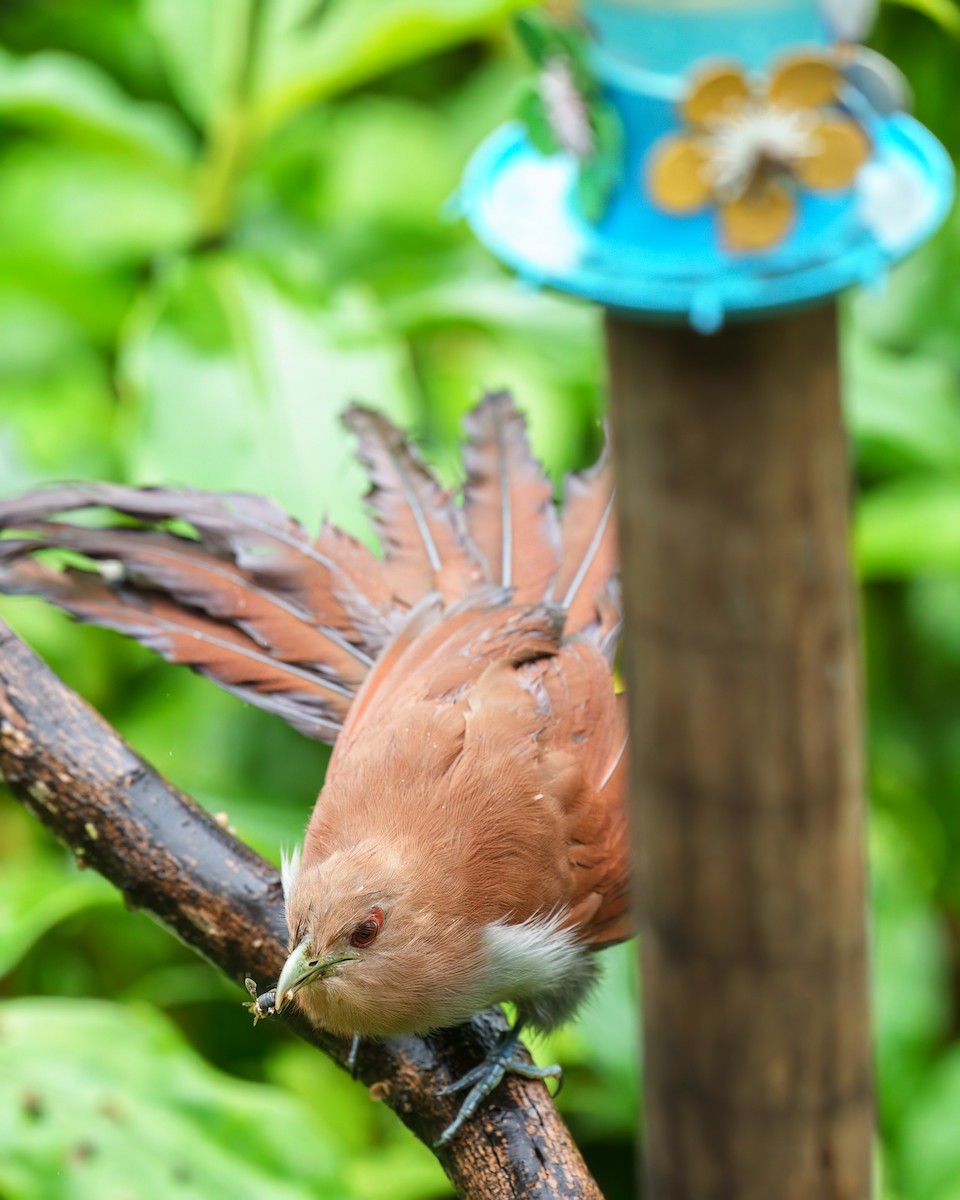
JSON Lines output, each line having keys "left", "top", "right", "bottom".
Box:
{"left": 0, "top": 1, "right": 958, "bottom": 1197}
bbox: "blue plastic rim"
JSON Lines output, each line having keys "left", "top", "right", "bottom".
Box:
{"left": 462, "top": 113, "right": 954, "bottom": 331}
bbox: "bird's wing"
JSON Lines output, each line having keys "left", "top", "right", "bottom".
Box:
{"left": 529, "top": 642, "right": 632, "bottom": 948}
{"left": 330, "top": 592, "right": 565, "bottom": 767}
{"left": 462, "top": 391, "right": 560, "bottom": 604}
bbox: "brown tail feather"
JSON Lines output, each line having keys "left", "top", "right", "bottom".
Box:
{"left": 0, "top": 483, "right": 393, "bottom": 654}
{"left": 0, "top": 396, "right": 620, "bottom": 740}
{"left": 462, "top": 392, "right": 560, "bottom": 605}
{"left": 0, "top": 523, "right": 370, "bottom": 686}
{"left": 343, "top": 406, "right": 484, "bottom": 608}
{"left": 0, "top": 557, "right": 346, "bottom": 740}
{"left": 552, "top": 448, "right": 618, "bottom": 638}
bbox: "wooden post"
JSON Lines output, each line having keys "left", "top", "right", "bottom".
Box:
{"left": 607, "top": 305, "right": 873, "bottom": 1199}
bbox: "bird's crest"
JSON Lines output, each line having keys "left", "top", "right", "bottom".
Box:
{"left": 280, "top": 843, "right": 303, "bottom": 905}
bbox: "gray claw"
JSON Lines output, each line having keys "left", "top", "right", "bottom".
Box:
{"left": 434, "top": 1026, "right": 562, "bottom": 1147}
{"left": 346, "top": 1033, "right": 361, "bottom": 1079}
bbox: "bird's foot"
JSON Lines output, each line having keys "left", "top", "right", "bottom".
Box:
{"left": 346, "top": 1034, "right": 362, "bottom": 1079}
{"left": 435, "top": 1027, "right": 562, "bottom": 1147}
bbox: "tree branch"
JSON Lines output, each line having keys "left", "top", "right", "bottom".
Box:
{"left": 0, "top": 618, "right": 603, "bottom": 1200}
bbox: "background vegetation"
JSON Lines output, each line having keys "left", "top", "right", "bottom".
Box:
{"left": 0, "top": 1, "right": 957, "bottom": 1196}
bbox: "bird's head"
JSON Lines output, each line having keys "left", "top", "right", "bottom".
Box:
{"left": 273, "top": 836, "right": 491, "bottom": 1037}
{"left": 274, "top": 841, "right": 414, "bottom": 1030}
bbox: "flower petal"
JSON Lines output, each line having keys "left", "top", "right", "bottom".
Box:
{"left": 648, "top": 136, "right": 712, "bottom": 213}
{"left": 720, "top": 180, "right": 794, "bottom": 251}
{"left": 682, "top": 64, "right": 750, "bottom": 127}
{"left": 797, "top": 118, "right": 870, "bottom": 189}
{"left": 768, "top": 52, "right": 839, "bottom": 110}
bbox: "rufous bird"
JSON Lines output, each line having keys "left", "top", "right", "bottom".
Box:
{"left": 0, "top": 393, "right": 629, "bottom": 1143}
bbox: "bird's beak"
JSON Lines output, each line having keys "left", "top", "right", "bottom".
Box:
{"left": 274, "top": 937, "right": 358, "bottom": 1012}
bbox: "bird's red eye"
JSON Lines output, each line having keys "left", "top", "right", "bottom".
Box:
{"left": 350, "top": 907, "right": 384, "bottom": 949}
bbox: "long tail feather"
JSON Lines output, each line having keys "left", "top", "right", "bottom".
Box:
{"left": 343, "top": 406, "right": 483, "bottom": 607}
{"left": 552, "top": 450, "right": 618, "bottom": 637}
{"left": 0, "top": 523, "right": 371, "bottom": 685}
{"left": 0, "top": 558, "right": 346, "bottom": 740}
{"left": 0, "top": 484, "right": 394, "bottom": 655}
{"left": 463, "top": 392, "right": 560, "bottom": 604}
{"left": 314, "top": 519, "right": 397, "bottom": 651}
{"left": 0, "top": 400, "right": 622, "bottom": 746}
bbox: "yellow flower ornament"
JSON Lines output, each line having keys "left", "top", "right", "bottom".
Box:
{"left": 648, "top": 53, "right": 871, "bottom": 252}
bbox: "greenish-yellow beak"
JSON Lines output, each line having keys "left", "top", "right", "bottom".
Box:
{"left": 274, "top": 938, "right": 358, "bottom": 1012}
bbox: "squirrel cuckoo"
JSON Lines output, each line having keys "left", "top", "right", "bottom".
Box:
{"left": 0, "top": 393, "right": 629, "bottom": 1144}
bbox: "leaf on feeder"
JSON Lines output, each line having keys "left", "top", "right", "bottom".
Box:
{"left": 515, "top": 11, "right": 558, "bottom": 67}
{"left": 577, "top": 160, "right": 610, "bottom": 224}
{"left": 513, "top": 14, "right": 623, "bottom": 224}
{"left": 539, "top": 58, "right": 595, "bottom": 159}
{"left": 576, "top": 104, "right": 623, "bottom": 222}
{"left": 515, "top": 10, "right": 594, "bottom": 95}
{"left": 518, "top": 85, "right": 562, "bottom": 156}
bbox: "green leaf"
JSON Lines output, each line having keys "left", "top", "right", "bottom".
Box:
{"left": 870, "top": 812, "right": 949, "bottom": 1129}
{"left": 856, "top": 477, "right": 960, "bottom": 578}
{"left": 251, "top": 0, "right": 529, "bottom": 132}
{"left": 885, "top": 0, "right": 960, "bottom": 36}
{"left": 117, "top": 255, "right": 419, "bottom": 538}
{"left": 514, "top": 10, "right": 591, "bottom": 85}
{"left": 552, "top": 26, "right": 594, "bottom": 94}
{"left": 143, "top": 0, "right": 260, "bottom": 129}
{"left": 514, "top": 10, "right": 553, "bottom": 65}
{"left": 147, "top": 0, "right": 526, "bottom": 133}
{"left": 0, "top": 354, "right": 119, "bottom": 490}
{"left": 268, "top": 1043, "right": 448, "bottom": 1200}
{"left": 0, "top": 999, "right": 345, "bottom": 1200}
{"left": 0, "top": 865, "right": 119, "bottom": 979}
{"left": 321, "top": 95, "right": 468, "bottom": 225}
{"left": 592, "top": 100, "right": 624, "bottom": 165}
{"left": 576, "top": 152, "right": 617, "bottom": 224}
{"left": 104, "top": 664, "right": 328, "bottom": 855}
{"left": 404, "top": 309, "right": 602, "bottom": 481}
{"left": 0, "top": 142, "right": 194, "bottom": 269}
{"left": 844, "top": 330, "right": 960, "bottom": 475}
{"left": 898, "top": 1045, "right": 960, "bottom": 1199}
{"left": 517, "top": 84, "right": 559, "bottom": 155}
{"left": 0, "top": 48, "right": 193, "bottom": 172}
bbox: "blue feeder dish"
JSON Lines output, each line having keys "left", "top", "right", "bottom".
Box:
{"left": 461, "top": 0, "right": 955, "bottom": 332}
